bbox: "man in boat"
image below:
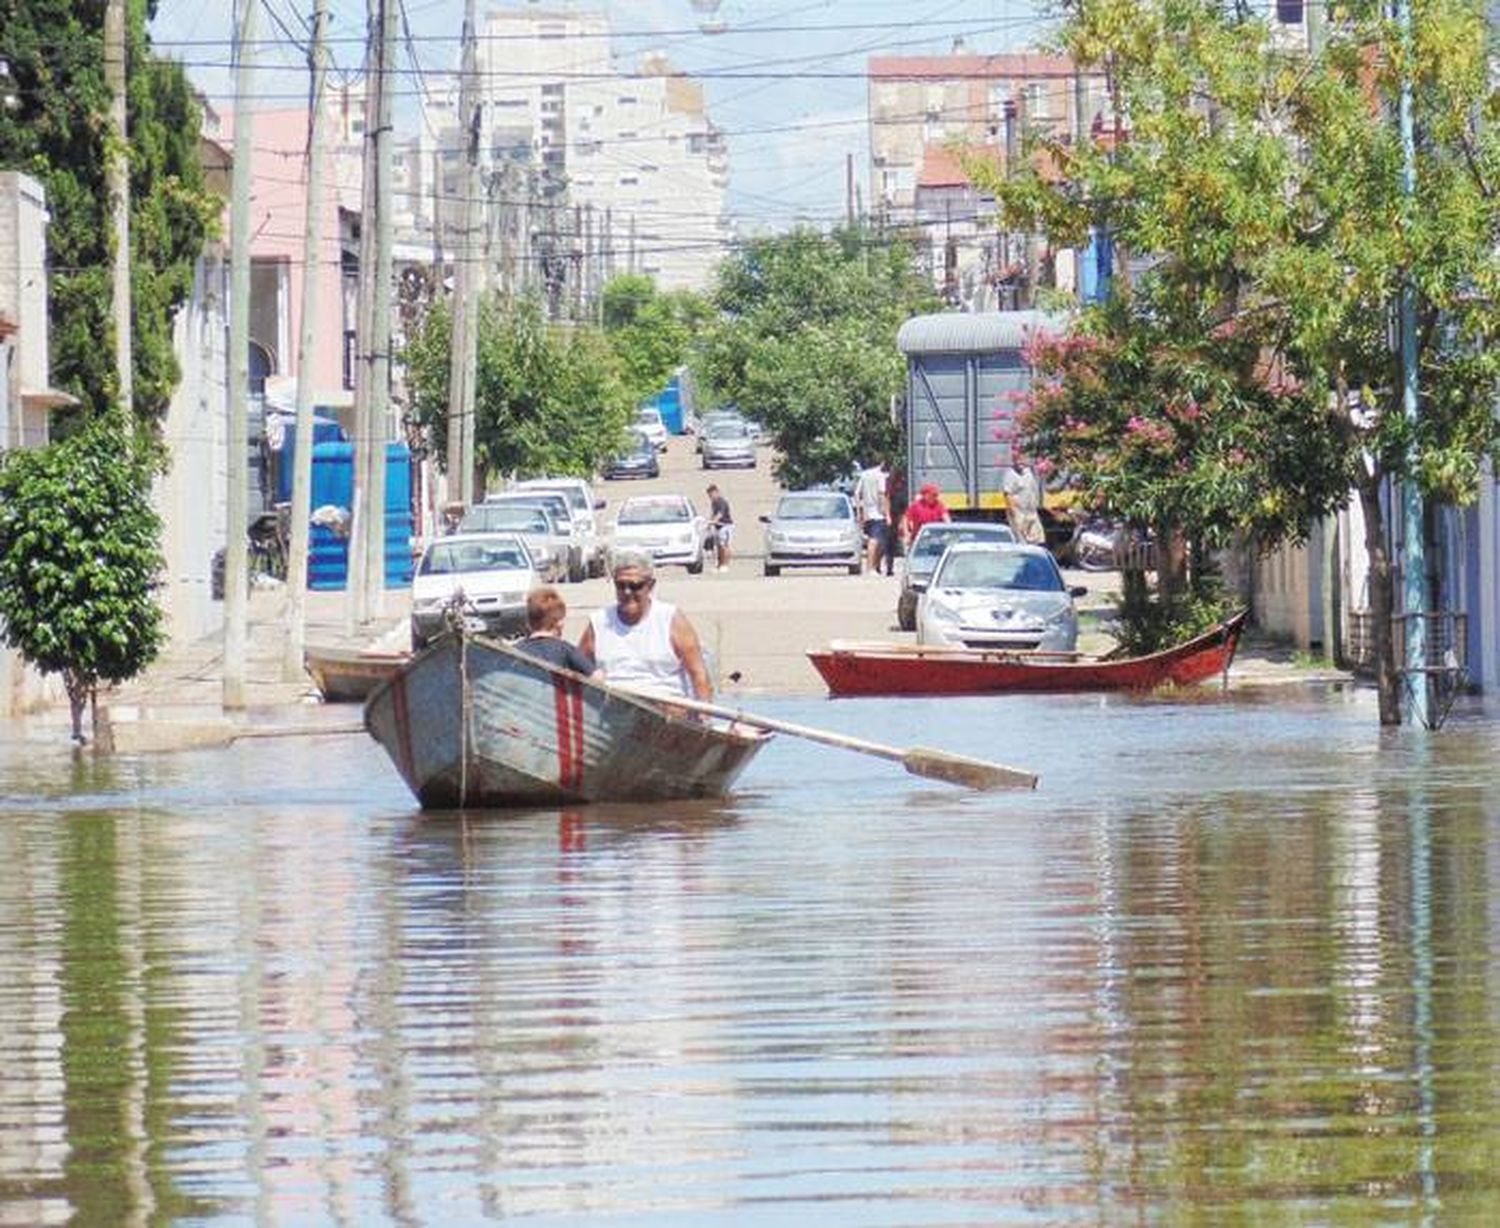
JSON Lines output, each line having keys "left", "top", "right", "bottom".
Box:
{"left": 515, "top": 586, "right": 600, "bottom": 677}
{"left": 579, "top": 550, "right": 715, "bottom": 701}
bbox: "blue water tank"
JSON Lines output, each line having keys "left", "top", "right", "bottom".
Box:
{"left": 308, "top": 442, "right": 414, "bottom": 591}
{"left": 655, "top": 377, "right": 684, "bottom": 434}
{"left": 268, "top": 412, "right": 348, "bottom": 504}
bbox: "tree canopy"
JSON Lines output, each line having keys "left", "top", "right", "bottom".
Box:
{"left": 0, "top": 416, "right": 166, "bottom": 740}
{"left": 403, "top": 294, "right": 637, "bottom": 483}
{"left": 697, "top": 227, "right": 938, "bottom": 489}
{"left": 0, "top": 0, "right": 218, "bottom": 432}
{"left": 600, "top": 273, "right": 710, "bottom": 408}
{"left": 975, "top": 0, "right": 1500, "bottom": 716}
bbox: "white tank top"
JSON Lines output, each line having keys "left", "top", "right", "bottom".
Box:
{"left": 590, "top": 599, "right": 689, "bottom": 698}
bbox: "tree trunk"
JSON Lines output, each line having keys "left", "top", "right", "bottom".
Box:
{"left": 1156, "top": 520, "right": 1188, "bottom": 603}
{"left": 1355, "top": 472, "right": 1401, "bottom": 725}
{"left": 64, "top": 670, "right": 87, "bottom": 743}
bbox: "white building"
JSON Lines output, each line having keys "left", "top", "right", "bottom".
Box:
{"left": 417, "top": 6, "right": 730, "bottom": 298}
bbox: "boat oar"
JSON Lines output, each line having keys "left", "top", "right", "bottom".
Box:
{"left": 660, "top": 693, "right": 1038, "bottom": 792}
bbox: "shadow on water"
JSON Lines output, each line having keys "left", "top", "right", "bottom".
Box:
{"left": 4, "top": 685, "right": 1500, "bottom": 1223}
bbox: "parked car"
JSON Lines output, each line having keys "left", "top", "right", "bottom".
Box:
{"left": 485, "top": 489, "right": 586, "bottom": 582}
{"left": 694, "top": 409, "right": 744, "bottom": 453}
{"left": 603, "top": 430, "right": 660, "bottom": 480}
{"left": 897, "top": 521, "right": 1017, "bottom": 631}
{"left": 634, "top": 406, "right": 669, "bottom": 452}
{"left": 916, "top": 541, "right": 1084, "bottom": 651}
{"left": 410, "top": 532, "right": 537, "bottom": 650}
{"left": 611, "top": 494, "right": 706, "bottom": 573}
{"left": 457, "top": 502, "right": 568, "bottom": 583}
{"left": 700, "top": 417, "right": 757, "bottom": 469}
{"left": 515, "top": 476, "right": 608, "bottom": 577}
{"left": 759, "top": 490, "right": 862, "bottom": 576}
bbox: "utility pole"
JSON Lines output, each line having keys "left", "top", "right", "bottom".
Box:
{"left": 845, "top": 152, "right": 854, "bottom": 227}
{"left": 1396, "top": 0, "right": 1428, "bottom": 726}
{"left": 225, "top": 0, "right": 257, "bottom": 709}
{"left": 362, "top": 0, "right": 397, "bottom": 620}
{"left": 283, "top": 0, "right": 330, "bottom": 682}
{"left": 347, "top": 6, "right": 378, "bottom": 630}
{"left": 103, "top": 0, "right": 132, "bottom": 416}
{"left": 446, "top": 0, "right": 480, "bottom": 509}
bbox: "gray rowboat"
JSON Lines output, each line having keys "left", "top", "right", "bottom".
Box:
{"left": 363, "top": 633, "right": 770, "bottom": 809}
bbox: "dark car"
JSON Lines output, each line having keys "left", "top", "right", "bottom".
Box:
{"left": 603, "top": 431, "right": 660, "bottom": 480}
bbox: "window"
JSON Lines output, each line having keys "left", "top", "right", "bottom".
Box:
{"left": 617, "top": 94, "right": 638, "bottom": 106}
{"left": 618, "top": 174, "right": 638, "bottom": 186}
{"left": 1276, "top": 0, "right": 1304, "bottom": 21}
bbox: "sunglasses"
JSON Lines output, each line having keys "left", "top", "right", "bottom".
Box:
{"left": 614, "top": 579, "right": 653, "bottom": 595}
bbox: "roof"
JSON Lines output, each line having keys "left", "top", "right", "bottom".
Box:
{"left": 869, "top": 53, "right": 1077, "bottom": 81}
{"left": 917, "top": 143, "right": 1001, "bottom": 190}
{"left": 896, "top": 311, "right": 1069, "bottom": 355}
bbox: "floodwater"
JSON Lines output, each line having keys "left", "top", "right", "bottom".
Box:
{"left": 3, "top": 684, "right": 1500, "bottom": 1225}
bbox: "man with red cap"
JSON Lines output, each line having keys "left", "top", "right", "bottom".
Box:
{"left": 900, "top": 482, "right": 951, "bottom": 550}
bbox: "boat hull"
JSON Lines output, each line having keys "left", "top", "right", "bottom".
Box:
{"left": 808, "top": 612, "right": 1247, "bottom": 697}
{"left": 304, "top": 647, "right": 407, "bottom": 703}
{"left": 364, "top": 635, "right": 768, "bottom": 809}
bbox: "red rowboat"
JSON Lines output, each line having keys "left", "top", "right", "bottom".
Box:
{"left": 807, "top": 610, "right": 1248, "bottom": 697}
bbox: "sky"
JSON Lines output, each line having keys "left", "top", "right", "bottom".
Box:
{"left": 149, "top": 0, "right": 1053, "bottom": 228}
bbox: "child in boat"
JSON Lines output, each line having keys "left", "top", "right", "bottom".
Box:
{"left": 515, "top": 587, "right": 601, "bottom": 677}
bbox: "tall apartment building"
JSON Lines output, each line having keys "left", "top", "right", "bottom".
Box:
{"left": 417, "top": 6, "right": 730, "bottom": 299}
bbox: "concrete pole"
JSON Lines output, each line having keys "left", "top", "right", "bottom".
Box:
{"left": 1396, "top": 0, "right": 1429, "bottom": 726}
{"left": 362, "top": 0, "right": 397, "bottom": 620}
{"left": 446, "top": 0, "right": 479, "bottom": 509}
{"left": 283, "top": 0, "right": 330, "bottom": 682}
{"left": 346, "top": 7, "right": 378, "bottom": 630}
{"left": 103, "top": 0, "right": 133, "bottom": 415}
{"left": 224, "top": 0, "right": 257, "bottom": 709}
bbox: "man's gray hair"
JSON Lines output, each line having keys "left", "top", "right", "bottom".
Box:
{"left": 609, "top": 549, "right": 656, "bottom": 577}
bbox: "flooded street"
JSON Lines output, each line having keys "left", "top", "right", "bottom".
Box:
{"left": 4, "top": 685, "right": 1500, "bottom": 1224}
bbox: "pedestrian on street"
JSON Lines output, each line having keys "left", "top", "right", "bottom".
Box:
{"left": 578, "top": 550, "right": 715, "bottom": 701}
{"left": 514, "top": 586, "right": 600, "bottom": 676}
{"left": 854, "top": 458, "right": 890, "bottom": 574}
{"left": 706, "top": 483, "right": 734, "bottom": 571}
{"left": 1002, "top": 458, "right": 1047, "bottom": 547}
{"left": 900, "top": 482, "right": 951, "bottom": 551}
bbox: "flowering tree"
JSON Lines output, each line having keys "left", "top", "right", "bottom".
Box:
{"left": 972, "top": 0, "right": 1500, "bottom": 719}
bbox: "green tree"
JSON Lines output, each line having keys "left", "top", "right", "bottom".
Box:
{"left": 698, "top": 226, "right": 937, "bottom": 489}
{"left": 600, "top": 273, "right": 710, "bottom": 407}
{"left": 976, "top": 0, "right": 1500, "bottom": 720}
{"left": 0, "top": 0, "right": 218, "bottom": 431}
{"left": 404, "top": 294, "right": 636, "bottom": 483}
{"left": 0, "top": 417, "right": 166, "bottom": 741}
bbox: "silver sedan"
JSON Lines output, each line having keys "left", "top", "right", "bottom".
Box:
{"left": 917, "top": 542, "right": 1084, "bottom": 651}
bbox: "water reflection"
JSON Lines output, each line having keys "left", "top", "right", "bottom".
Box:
{"left": 2, "top": 689, "right": 1500, "bottom": 1222}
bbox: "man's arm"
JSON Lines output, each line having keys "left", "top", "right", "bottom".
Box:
{"left": 670, "top": 610, "right": 715, "bottom": 700}
{"left": 577, "top": 621, "right": 596, "bottom": 663}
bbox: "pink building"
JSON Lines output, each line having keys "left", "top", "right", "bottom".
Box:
{"left": 222, "top": 105, "right": 363, "bottom": 418}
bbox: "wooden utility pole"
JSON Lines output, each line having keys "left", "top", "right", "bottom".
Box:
{"left": 225, "top": 0, "right": 257, "bottom": 708}
{"left": 360, "top": 0, "right": 397, "bottom": 620}
{"left": 103, "top": 0, "right": 132, "bottom": 415}
{"left": 283, "top": 0, "right": 330, "bottom": 682}
{"left": 446, "top": 0, "right": 480, "bottom": 509}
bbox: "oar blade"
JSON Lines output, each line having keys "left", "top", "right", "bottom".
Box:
{"left": 902, "top": 747, "right": 1038, "bottom": 792}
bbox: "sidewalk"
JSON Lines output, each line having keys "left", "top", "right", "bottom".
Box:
{"left": 98, "top": 584, "right": 410, "bottom": 751}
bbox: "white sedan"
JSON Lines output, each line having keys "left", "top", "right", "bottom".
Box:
{"left": 917, "top": 542, "right": 1084, "bottom": 652}
{"left": 611, "top": 494, "right": 706, "bottom": 574}
{"left": 633, "top": 407, "right": 669, "bottom": 452}
{"left": 410, "top": 532, "right": 539, "bottom": 650}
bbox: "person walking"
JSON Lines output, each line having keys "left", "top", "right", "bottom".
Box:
{"left": 854, "top": 458, "right": 890, "bottom": 574}
{"left": 514, "top": 586, "right": 600, "bottom": 676}
{"left": 706, "top": 483, "right": 734, "bottom": 571}
{"left": 578, "top": 550, "right": 714, "bottom": 701}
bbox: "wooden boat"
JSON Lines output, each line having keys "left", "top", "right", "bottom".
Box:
{"left": 304, "top": 645, "right": 408, "bottom": 703}
{"left": 807, "top": 610, "right": 1248, "bottom": 697}
{"left": 363, "top": 633, "right": 770, "bottom": 809}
